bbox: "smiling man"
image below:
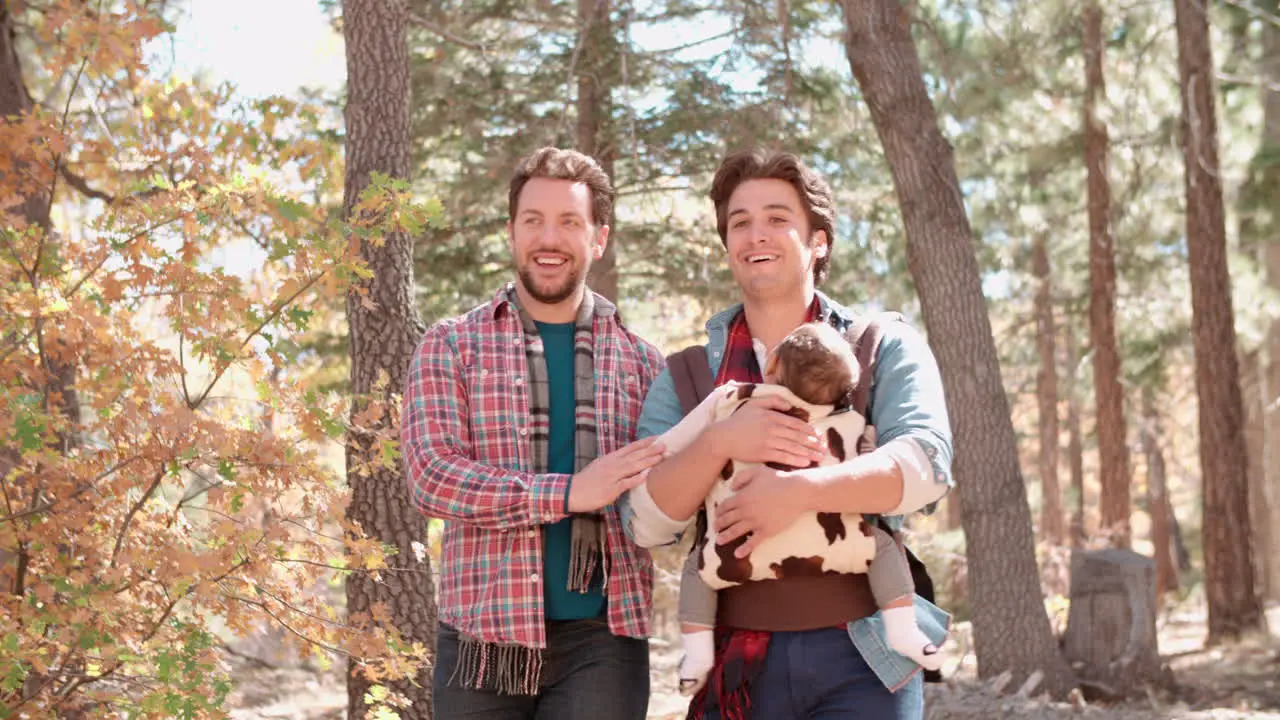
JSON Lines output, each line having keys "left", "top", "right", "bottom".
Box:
{"left": 620, "top": 149, "right": 954, "bottom": 719}
{"left": 401, "top": 147, "right": 665, "bottom": 719}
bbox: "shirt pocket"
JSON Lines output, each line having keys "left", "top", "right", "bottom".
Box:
{"left": 467, "top": 365, "right": 526, "bottom": 468}
{"left": 601, "top": 370, "right": 642, "bottom": 447}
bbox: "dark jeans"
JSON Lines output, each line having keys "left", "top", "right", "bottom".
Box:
{"left": 705, "top": 626, "right": 924, "bottom": 720}
{"left": 432, "top": 618, "right": 650, "bottom": 719}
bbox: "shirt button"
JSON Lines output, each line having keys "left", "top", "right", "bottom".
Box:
{"left": 527, "top": 529, "right": 536, "bottom": 538}
{"left": 514, "top": 375, "right": 524, "bottom": 385}
{"left": 530, "top": 572, "right": 540, "bottom": 582}
{"left": 513, "top": 337, "right": 522, "bottom": 346}
{"left": 519, "top": 428, "right": 528, "bottom": 436}
{"left": 712, "top": 351, "right": 721, "bottom": 358}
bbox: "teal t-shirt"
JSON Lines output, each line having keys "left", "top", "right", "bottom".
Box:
{"left": 536, "top": 321, "right": 607, "bottom": 620}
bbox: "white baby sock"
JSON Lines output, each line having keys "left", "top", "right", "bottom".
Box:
{"left": 882, "top": 605, "right": 943, "bottom": 671}
{"left": 678, "top": 630, "right": 715, "bottom": 696}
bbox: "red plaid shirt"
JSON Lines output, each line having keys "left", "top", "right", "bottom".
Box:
{"left": 402, "top": 285, "right": 665, "bottom": 648}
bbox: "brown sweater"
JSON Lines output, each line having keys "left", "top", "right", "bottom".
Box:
{"left": 718, "top": 572, "right": 878, "bottom": 631}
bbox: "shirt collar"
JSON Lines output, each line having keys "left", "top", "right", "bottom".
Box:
{"left": 705, "top": 290, "right": 850, "bottom": 334}
{"left": 489, "top": 281, "right": 617, "bottom": 320}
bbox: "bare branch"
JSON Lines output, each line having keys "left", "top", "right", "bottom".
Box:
{"left": 632, "top": 27, "right": 740, "bottom": 57}
{"left": 0, "top": 455, "right": 144, "bottom": 524}
{"left": 58, "top": 164, "right": 115, "bottom": 203}
{"left": 1220, "top": 0, "right": 1280, "bottom": 29}
{"left": 110, "top": 469, "right": 166, "bottom": 566}
{"left": 272, "top": 556, "right": 435, "bottom": 577}
{"left": 189, "top": 270, "right": 328, "bottom": 409}
{"left": 280, "top": 517, "right": 345, "bottom": 544}
{"left": 225, "top": 592, "right": 349, "bottom": 658}
{"left": 407, "top": 12, "right": 486, "bottom": 51}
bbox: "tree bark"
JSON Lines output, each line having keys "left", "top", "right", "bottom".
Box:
{"left": 342, "top": 2, "right": 438, "bottom": 717}
{"left": 1173, "top": 0, "right": 1264, "bottom": 642}
{"left": 1240, "top": 0, "right": 1280, "bottom": 605}
{"left": 1065, "top": 322, "right": 1087, "bottom": 548}
{"left": 838, "top": 0, "right": 1077, "bottom": 698}
{"left": 1140, "top": 389, "right": 1178, "bottom": 597}
{"left": 578, "top": 0, "right": 618, "bottom": 302}
{"left": 1083, "top": 0, "right": 1132, "bottom": 548}
{"left": 1033, "top": 233, "right": 1064, "bottom": 546}
{"left": 0, "top": 2, "right": 50, "bottom": 234}
{"left": 2, "top": 6, "right": 85, "bottom": 713}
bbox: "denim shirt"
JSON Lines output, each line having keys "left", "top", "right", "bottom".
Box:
{"left": 621, "top": 291, "right": 954, "bottom": 689}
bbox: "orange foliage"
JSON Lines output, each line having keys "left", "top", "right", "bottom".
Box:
{"left": 0, "top": 2, "right": 433, "bottom": 716}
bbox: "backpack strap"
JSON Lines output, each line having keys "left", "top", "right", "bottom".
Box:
{"left": 665, "top": 345, "right": 715, "bottom": 416}
{"left": 665, "top": 346, "right": 716, "bottom": 566}
{"left": 843, "top": 311, "right": 904, "bottom": 417}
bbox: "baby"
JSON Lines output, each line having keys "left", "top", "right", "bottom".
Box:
{"left": 657, "top": 322, "right": 942, "bottom": 696}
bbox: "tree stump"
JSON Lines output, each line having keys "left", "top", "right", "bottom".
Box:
{"left": 1062, "top": 549, "right": 1166, "bottom": 698}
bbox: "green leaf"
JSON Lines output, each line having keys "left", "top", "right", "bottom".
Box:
{"left": 287, "top": 307, "right": 314, "bottom": 330}
{"left": 218, "top": 459, "right": 238, "bottom": 481}
{"left": 321, "top": 416, "right": 346, "bottom": 439}
{"left": 274, "top": 196, "right": 311, "bottom": 223}
{"left": 13, "top": 411, "right": 45, "bottom": 451}
{"left": 364, "top": 684, "right": 390, "bottom": 705}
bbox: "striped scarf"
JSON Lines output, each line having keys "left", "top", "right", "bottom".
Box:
{"left": 509, "top": 287, "right": 607, "bottom": 593}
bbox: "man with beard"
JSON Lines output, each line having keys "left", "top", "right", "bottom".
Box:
{"left": 402, "top": 147, "right": 666, "bottom": 719}
{"left": 621, "top": 149, "right": 953, "bottom": 719}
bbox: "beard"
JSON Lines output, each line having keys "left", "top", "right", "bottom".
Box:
{"left": 517, "top": 258, "right": 589, "bottom": 305}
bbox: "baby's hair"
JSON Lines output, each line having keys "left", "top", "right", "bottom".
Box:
{"left": 770, "top": 323, "right": 859, "bottom": 407}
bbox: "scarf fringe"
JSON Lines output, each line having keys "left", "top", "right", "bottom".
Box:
{"left": 568, "top": 514, "right": 608, "bottom": 593}
{"left": 449, "top": 636, "right": 544, "bottom": 696}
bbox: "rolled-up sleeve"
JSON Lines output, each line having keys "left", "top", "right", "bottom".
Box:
{"left": 869, "top": 323, "right": 954, "bottom": 516}
{"left": 619, "top": 368, "right": 695, "bottom": 547}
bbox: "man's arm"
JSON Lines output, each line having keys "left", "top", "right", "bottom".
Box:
{"left": 400, "top": 324, "right": 571, "bottom": 530}
{"left": 802, "top": 320, "right": 952, "bottom": 516}
{"left": 863, "top": 321, "right": 954, "bottom": 515}
{"left": 618, "top": 369, "right": 706, "bottom": 547}
{"left": 655, "top": 388, "right": 720, "bottom": 456}
{"left": 626, "top": 373, "right": 827, "bottom": 544}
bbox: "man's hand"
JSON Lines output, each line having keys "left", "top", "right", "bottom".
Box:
{"left": 567, "top": 437, "right": 666, "bottom": 513}
{"left": 713, "top": 466, "right": 814, "bottom": 557}
{"left": 706, "top": 395, "right": 825, "bottom": 467}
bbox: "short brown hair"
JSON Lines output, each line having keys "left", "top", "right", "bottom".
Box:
{"left": 709, "top": 149, "right": 837, "bottom": 286}
{"left": 508, "top": 147, "right": 614, "bottom": 227}
{"left": 770, "top": 323, "right": 858, "bottom": 407}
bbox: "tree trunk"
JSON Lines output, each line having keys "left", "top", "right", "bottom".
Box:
{"left": 2, "top": 6, "right": 84, "bottom": 712}
{"left": 1065, "top": 322, "right": 1087, "bottom": 548}
{"left": 838, "top": 0, "right": 1077, "bottom": 698}
{"left": 1240, "top": 0, "right": 1280, "bottom": 605}
{"left": 0, "top": 2, "right": 50, "bottom": 238}
{"left": 578, "top": 0, "right": 618, "bottom": 302}
{"left": 342, "top": 2, "right": 438, "bottom": 717}
{"left": 1033, "top": 233, "right": 1064, "bottom": 546}
{"left": 943, "top": 488, "right": 961, "bottom": 532}
{"left": 1083, "top": 0, "right": 1131, "bottom": 548}
{"left": 1140, "top": 389, "right": 1178, "bottom": 597}
{"left": 1173, "top": 0, "right": 1264, "bottom": 642}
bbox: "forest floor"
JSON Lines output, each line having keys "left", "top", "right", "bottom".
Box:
{"left": 224, "top": 603, "right": 1280, "bottom": 719}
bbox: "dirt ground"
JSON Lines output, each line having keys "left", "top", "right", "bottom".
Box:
{"left": 225, "top": 604, "right": 1280, "bottom": 719}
